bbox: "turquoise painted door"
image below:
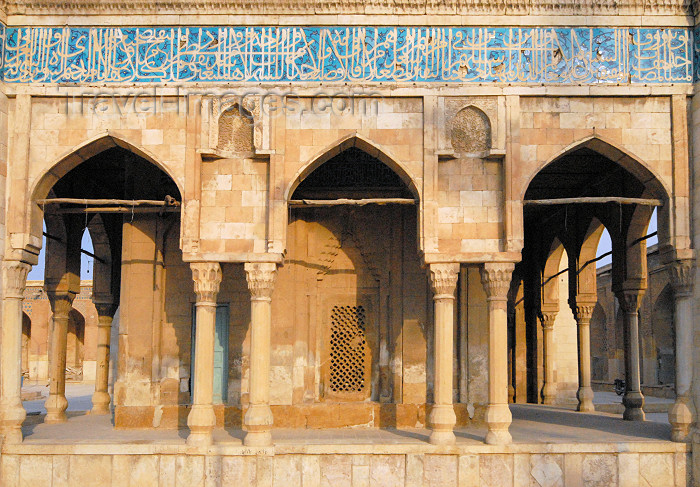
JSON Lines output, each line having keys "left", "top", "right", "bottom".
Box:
{"left": 191, "top": 305, "right": 229, "bottom": 404}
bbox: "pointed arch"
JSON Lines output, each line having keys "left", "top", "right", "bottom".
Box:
{"left": 285, "top": 133, "right": 420, "bottom": 201}
{"left": 27, "top": 132, "right": 183, "bottom": 244}
{"left": 520, "top": 135, "right": 669, "bottom": 202}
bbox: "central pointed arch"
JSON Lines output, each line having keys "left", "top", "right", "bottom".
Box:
{"left": 285, "top": 133, "right": 420, "bottom": 202}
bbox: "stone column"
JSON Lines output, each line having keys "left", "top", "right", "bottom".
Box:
{"left": 0, "top": 261, "right": 31, "bottom": 443}
{"left": 481, "top": 262, "right": 515, "bottom": 445}
{"left": 539, "top": 311, "right": 557, "bottom": 405}
{"left": 571, "top": 302, "right": 595, "bottom": 412}
{"left": 615, "top": 287, "right": 646, "bottom": 421}
{"left": 44, "top": 291, "right": 77, "bottom": 423}
{"left": 91, "top": 301, "right": 117, "bottom": 415}
{"left": 668, "top": 260, "right": 695, "bottom": 442}
{"left": 427, "top": 263, "right": 459, "bottom": 445}
{"left": 244, "top": 262, "right": 277, "bottom": 447}
{"left": 187, "top": 262, "right": 222, "bottom": 447}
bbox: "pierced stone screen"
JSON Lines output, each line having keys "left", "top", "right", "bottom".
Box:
{"left": 329, "top": 305, "right": 368, "bottom": 393}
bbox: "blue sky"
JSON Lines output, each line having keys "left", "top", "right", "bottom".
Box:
{"left": 595, "top": 208, "right": 657, "bottom": 267}
{"left": 27, "top": 224, "right": 94, "bottom": 281}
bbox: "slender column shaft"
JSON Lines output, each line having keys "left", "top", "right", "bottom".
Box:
{"left": 668, "top": 260, "right": 695, "bottom": 442}
{"left": 91, "top": 303, "right": 116, "bottom": 415}
{"left": 616, "top": 288, "right": 646, "bottom": 421}
{"left": 244, "top": 262, "right": 277, "bottom": 447}
{"left": 45, "top": 293, "right": 75, "bottom": 423}
{"left": 427, "top": 263, "right": 459, "bottom": 445}
{"left": 539, "top": 312, "right": 557, "bottom": 405}
{"left": 572, "top": 303, "right": 595, "bottom": 412}
{"left": 187, "top": 262, "right": 222, "bottom": 447}
{"left": 0, "top": 261, "right": 31, "bottom": 443}
{"left": 481, "top": 262, "right": 515, "bottom": 445}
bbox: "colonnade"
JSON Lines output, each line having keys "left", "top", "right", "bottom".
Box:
{"left": 0, "top": 256, "right": 694, "bottom": 446}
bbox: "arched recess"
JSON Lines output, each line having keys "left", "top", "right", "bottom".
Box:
{"left": 651, "top": 284, "right": 675, "bottom": 385}
{"left": 541, "top": 239, "right": 566, "bottom": 312}
{"left": 28, "top": 133, "right": 183, "bottom": 243}
{"left": 286, "top": 134, "right": 420, "bottom": 202}
{"left": 590, "top": 303, "right": 608, "bottom": 381}
{"left": 523, "top": 137, "right": 669, "bottom": 291}
{"left": 217, "top": 104, "right": 254, "bottom": 153}
{"left": 26, "top": 133, "right": 185, "bottom": 426}
{"left": 451, "top": 105, "right": 492, "bottom": 154}
{"left": 67, "top": 308, "right": 86, "bottom": 373}
{"left": 21, "top": 312, "right": 31, "bottom": 377}
{"left": 278, "top": 133, "right": 427, "bottom": 421}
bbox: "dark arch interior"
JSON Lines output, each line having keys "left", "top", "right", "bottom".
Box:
{"left": 49, "top": 147, "right": 181, "bottom": 202}
{"left": 524, "top": 148, "right": 646, "bottom": 201}
{"left": 292, "top": 147, "right": 413, "bottom": 200}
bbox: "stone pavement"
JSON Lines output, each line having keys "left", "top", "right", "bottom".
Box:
{"left": 18, "top": 402, "right": 672, "bottom": 445}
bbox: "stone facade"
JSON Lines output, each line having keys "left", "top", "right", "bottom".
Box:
{"left": 0, "top": 0, "right": 699, "bottom": 485}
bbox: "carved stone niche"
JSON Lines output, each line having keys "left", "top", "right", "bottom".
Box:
{"left": 441, "top": 96, "right": 499, "bottom": 158}
{"left": 450, "top": 106, "right": 492, "bottom": 155}
{"left": 207, "top": 96, "right": 262, "bottom": 157}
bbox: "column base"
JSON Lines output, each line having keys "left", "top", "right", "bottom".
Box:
{"left": 0, "top": 398, "right": 26, "bottom": 444}
{"left": 484, "top": 403, "right": 512, "bottom": 445}
{"left": 428, "top": 404, "right": 457, "bottom": 445}
{"left": 542, "top": 384, "right": 557, "bottom": 405}
{"left": 44, "top": 394, "right": 68, "bottom": 424}
{"left": 576, "top": 386, "right": 595, "bottom": 412}
{"left": 186, "top": 430, "right": 213, "bottom": 447}
{"left": 90, "top": 391, "right": 111, "bottom": 415}
{"left": 244, "top": 404, "right": 273, "bottom": 446}
{"left": 244, "top": 430, "right": 272, "bottom": 447}
{"left": 187, "top": 404, "right": 216, "bottom": 447}
{"left": 669, "top": 398, "right": 694, "bottom": 443}
{"left": 622, "top": 391, "right": 645, "bottom": 421}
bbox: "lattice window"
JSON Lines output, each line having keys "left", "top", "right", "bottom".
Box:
{"left": 329, "top": 305, "right": 367, "bottom": 393}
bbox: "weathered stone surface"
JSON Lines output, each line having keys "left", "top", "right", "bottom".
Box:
{"left": 424, "top": 455, "right": 458, "bottom": 487}
{"left": 582, "top": 455, "right": 617, "bottom": 487}
{"left": 320, "top": 455, "right": 352, "bottom": 487}
{"left": 369, "top": 455, "right": 404, "bottom": 487}
{"left": 639, "top": 454, "right": 674, "bottom": 487}
{"left": 479, "top": 454, "right": 514, "bottom": 487}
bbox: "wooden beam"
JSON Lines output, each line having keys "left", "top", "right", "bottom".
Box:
{"left": 52, "top": 207, "right": 180, "bottom": 214}
{"left": 524, "top": 197, "right": 662, "bottom": 206}
{"left": 289, "top": 198, "right": 416, "bottom": 207}
{"left": 36, "top": 197, "right": 180, "bottom": 207}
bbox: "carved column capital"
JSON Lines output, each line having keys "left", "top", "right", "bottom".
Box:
{"left": 539, "top": 312, "right": 557, "bottom": 331}
{"left": 480, "top": 262, "right": 515, "bottom": 301}
{"left": 573, "top": 304, "right": 595, "bottom": 325}
{"left": 93, "top": 300, "right": 118, "bottom": 320}
{"left": 668, "top": 260, "right": 694, "bottom": 298}
{"left": 244, "top": 262, "right": 277, "bottom": 301}
{"left": 428, "top": 263, "right": 459, "bottom": 299}
{"left": 190, "top": 262, "right": 222, "bottom": 304}
{"left": 615, "top": 287, "right": 646, "bottom": 314}
{"left": 3, "top": 261, "right": 31, "bottom": 299}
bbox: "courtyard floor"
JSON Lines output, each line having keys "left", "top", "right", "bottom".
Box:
{"left": 18, "top": 383, "right": 675, "bottom": 446}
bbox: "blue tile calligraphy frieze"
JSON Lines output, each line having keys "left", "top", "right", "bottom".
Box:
{"left": 0, "top": 26, "right": 694, "bottom": 84}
